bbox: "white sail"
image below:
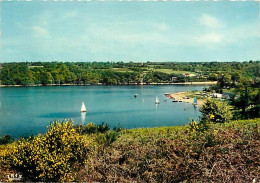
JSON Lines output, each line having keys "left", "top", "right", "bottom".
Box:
{"left": 81, "top": 102, "right": 86, "bottom": 112}
{"left": 155, "top": 96, "right": 160, "bottom": 104}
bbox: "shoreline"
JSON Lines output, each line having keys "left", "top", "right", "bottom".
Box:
{"left": 170, "top": 91, "right": 205, "bottom": 106}
{"left": 0, "top": 81, "right": 217, "bottom": 88}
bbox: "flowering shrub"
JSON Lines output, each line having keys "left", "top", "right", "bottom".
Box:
{"left": 200, "top": 99, "right": 232, "bottom": 123}
{"left": 187, "top": 119, "right": 210, "bottom": 133}
{"left": 3, "top": 120, "right": 92, "bottom": 182}
{"left": 187, "top": 120, "right": 199, "bottom": 133}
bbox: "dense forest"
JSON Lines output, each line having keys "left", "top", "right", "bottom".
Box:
{"left": 0, "top": 61, "right": 259, "bottom": 86}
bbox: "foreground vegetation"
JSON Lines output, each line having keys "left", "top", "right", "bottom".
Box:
{"left": 0, "top": 61, "right": 258, "bottom": 85}
{"left": 0, "top": 118, "right": 259, "bottom": 182}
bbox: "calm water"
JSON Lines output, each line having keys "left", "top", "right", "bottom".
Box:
{"left": 0, "top": 85, "right": 206, "bottom": 138}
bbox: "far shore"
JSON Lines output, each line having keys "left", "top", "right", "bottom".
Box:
{"left": 0, "top": 81, "right": 217, "bottom": 88}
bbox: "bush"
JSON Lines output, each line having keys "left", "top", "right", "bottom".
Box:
{"left": 187, "top": 120, "right": 210, "bottom": 133}
{"left": 81, "top": 122, "right": 97, "bottom": 134}
{"left": 113, "top": 126, "right": 123, "bottom": 133}
{"left": 97, "top": 131, "right": 118, "bottom": 147}
{"left": 77, "top": 122, "right": 110, "bottom": 134}
{"left": 187, "top": 120, "right": 199, "bottom": 133}
{"left": 200, "top": 99, "right": 232, "bottom": 123}
{"left": 0, "top": 135, "right": 14, "bottom": 145}
{"left": 3, "top": 120, "right": 92, "bottom": 182}
{"left": 97, "top": 122, "right": 110, "bottom": 133}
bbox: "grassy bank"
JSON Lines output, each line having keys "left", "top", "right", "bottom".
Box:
{"left": 0, "top": 119, "right": 259, "bottom": 182}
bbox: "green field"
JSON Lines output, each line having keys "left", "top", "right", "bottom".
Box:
{"left": 100, "top": 68, "right": 197, "bottom": 75}
{"left": 99, "top": 68, "right": 133, "bottom": 72}
{"left": 111, "top": 68, "right": 133, "bottom": 72}
{"left": 149, "top": 68, "right": 197, "bottom": 75}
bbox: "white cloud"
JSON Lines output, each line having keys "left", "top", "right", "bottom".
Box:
{"left": 199, "top": 14, "right": 224, "bottom": 29}
{"left": 84, "top": 21, "right": 171, "bottom": 45}
{"left": 223, "top": 22, "right": 260, "bottom": 43}
{"left": 32, "top": 26, "right": 50, "bottom": 39}
{"left": 195, "top": 33, "right": 224, "bottom": 44}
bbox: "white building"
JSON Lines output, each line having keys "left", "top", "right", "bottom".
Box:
{"left": 212, "top": 93, "right": 222, "bottom": 98}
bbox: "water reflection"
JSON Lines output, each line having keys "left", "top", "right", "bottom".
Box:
{"left": 155, "top": 103, "right": 159, "bottom": 110}
{"left": 193, "top": 105, "right": 198, "bottom": 111}
{"left": 81, "top": 112, "right": 86, "bottom": 124}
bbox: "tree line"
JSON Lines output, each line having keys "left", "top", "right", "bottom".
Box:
{"left": 0, "top": 61, "right": 259, "bottom": 86}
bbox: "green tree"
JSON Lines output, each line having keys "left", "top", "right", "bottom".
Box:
{"left": 40, "top": 72, "right": 53, "bottom": 85}
{"left": 83, "top": 71, "right": 101, "bottom": 84}
{"left": 143, "top": 72, "right": 154, "bottom": 84}
{"left": 200, "top": 99, "right": 232, "bottom": 123}
{"left": 232, "top": 77, "right": 257, "bottom": 118}
{"left": 208, "top": 73, "right": 218, "bottom": 81}
{"left": 231, "top": 72, "right": 240, "bottom": 87}
{"left": 217, "top": 73, "right": 231, "bottom": 92}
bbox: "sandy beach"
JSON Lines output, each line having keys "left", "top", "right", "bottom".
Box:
{"left": 170, "top": 91, "right": 205, "bottom": 106}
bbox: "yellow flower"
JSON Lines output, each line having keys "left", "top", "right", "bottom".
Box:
{"left": 210, "top": 114, "right": 215, "bottom": 119}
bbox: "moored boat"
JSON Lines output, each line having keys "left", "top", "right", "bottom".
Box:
{"left": 81, "top": 102, "right": 87, "bottom": 112}
{"left": 155, "top": 96, "right": 160, "bottom": 104}
{"left": 192, "top": 97, "right": 198, "bottom": 106}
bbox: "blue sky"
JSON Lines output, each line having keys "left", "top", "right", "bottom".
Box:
{"left": 1, "top": 1, "right": 259, "bottom": 62}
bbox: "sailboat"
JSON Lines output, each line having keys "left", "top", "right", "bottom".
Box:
{"left": 155, "top": 96, "right": 160, "bottom": 104}
{"left": 81, "top": 102, "right": 87, "bottom": 112}
{"left": 193, "top": 97, "right": 198, "bottom": 106}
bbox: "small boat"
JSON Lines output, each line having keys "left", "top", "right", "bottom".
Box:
{"left": 178, "top": 100, "right": 183, "bottom": 102}
{"left": 155, "top": 96, "right": 160, "bottom": 104}
{"left": 172, "top": 98, "right": 178, "bottom": 102}
{"left": 81, "top": 102, "right": 87, "bottom": 112}
{"left": 164, "top": 93, "right": 170, "bottom": 97}
{"left": 193, "top": 97, "right": 198, "bottom": 106}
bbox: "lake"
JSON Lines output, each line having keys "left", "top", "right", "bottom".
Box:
{"left": 0, "top": 85, "right": 207, "bottom": 138}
